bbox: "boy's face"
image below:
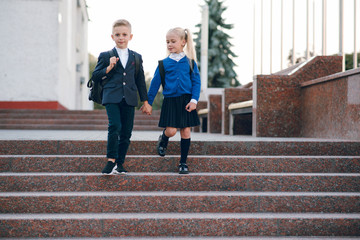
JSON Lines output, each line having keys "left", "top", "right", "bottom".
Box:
{"left": 166, "top": 32, "right": 185, "bottom": 54}
{"left": 111, "top": 25, "right": 132, "bottom": 49}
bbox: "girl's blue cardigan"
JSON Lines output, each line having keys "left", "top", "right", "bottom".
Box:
{"left": 147, "top": 56, "right": 201, "bottom": 105}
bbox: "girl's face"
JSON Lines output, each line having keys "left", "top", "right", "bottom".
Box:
{"left": 166, "top": 32, "right": 186, "bottom": 54}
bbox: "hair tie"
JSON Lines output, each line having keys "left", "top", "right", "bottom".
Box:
{"left": 184, "top": 29, "right": 188, "bottom": 41}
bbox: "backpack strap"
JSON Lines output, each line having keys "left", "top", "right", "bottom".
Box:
{"left": 158, "top": 60, "right": 165, "bottom": 88}
{"left": 88, "top": 49, "right": 116, "bottom": 90}
{"left": 99, "top": 49, "right": 116, "bottom": 86}
{"left": 108, "top": 49, "right": 115, "bottom": 58}
{"left": 134, "top": 52, "right": 140, "bottom": 79}
{"left": 88, "top": 50, "right": 111, "bottom": 87}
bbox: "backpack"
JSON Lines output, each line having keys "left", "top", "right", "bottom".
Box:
{"left": 158, "top": 58, "right": 195, "bottom": 88}
{"left": 87, "top": 49, "right": 140, "bottom": 104}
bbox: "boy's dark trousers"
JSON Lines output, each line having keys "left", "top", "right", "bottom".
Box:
{"left": 105, "top": 99, "right": 134, "bottom": 165}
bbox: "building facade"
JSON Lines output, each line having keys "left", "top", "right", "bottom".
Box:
{"left": 0, "top": 0, "right": 91, "bottom": 110}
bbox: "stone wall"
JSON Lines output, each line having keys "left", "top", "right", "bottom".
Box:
{"left": 199, "top": 56, "right": 354, "bottom": 139}
{"left": 253, "top": 56, "right": 342, "bottom": 137}
{"left": 208, "top": 95, "right": 222, "bottom": 133}
{"left": 300, "top": 68, "right": 360, "bottom": 140}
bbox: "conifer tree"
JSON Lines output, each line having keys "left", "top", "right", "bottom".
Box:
{"left": 194, "top": 0, "right": 239, "bottom": 87}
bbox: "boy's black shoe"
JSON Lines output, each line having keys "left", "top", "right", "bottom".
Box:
{"left": 157, "top": 135, "right": 167, "bottom": 157}
{"left": 102, "top": 161, "right": 116, "bottom": 175}
{"left": 179, "top": 163, "right": 189, "bottom": 174}
{"left": 114, "top": 164, "right": 128, "bottom": 174}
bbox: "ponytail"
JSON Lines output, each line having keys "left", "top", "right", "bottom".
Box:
{"left": 184, "top": 28, "right": 197, "bottom": 62}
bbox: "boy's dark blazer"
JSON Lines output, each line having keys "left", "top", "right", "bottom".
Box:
{"left": 92, "top": 48, "right": 148, "bottom": 107}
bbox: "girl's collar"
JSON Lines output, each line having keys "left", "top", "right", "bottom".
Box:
{"left": 169, "top": 52, "right": 186, "bottom": 61}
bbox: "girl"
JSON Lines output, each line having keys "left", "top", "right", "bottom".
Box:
{"left": 142, "top": 27, "right": 201, "bottom": 174}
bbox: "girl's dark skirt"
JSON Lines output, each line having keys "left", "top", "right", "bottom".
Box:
{"left": 158, "top": 94, "right": 200, "bottom": 128}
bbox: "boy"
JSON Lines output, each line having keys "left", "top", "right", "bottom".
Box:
{"left": 92, "top": 19, "right": 151, "bottom": 174}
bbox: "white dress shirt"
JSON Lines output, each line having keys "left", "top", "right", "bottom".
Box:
{"left": 115, "top": 47, "right": 129, "bottom": 68}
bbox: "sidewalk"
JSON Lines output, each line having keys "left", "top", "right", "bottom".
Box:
{"left": 0, "top": 129, "right": 351, "bottom": 142}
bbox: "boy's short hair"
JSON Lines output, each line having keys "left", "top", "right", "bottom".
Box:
{"left": 112, "top": 19, "right": 132, "bottom": 32}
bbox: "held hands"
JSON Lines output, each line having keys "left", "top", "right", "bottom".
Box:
{"left": 106, "top": 56, "right": 119, "bottom": 74}
{"left": 185, "top": 102, "right": 197, "bottom": 112}
{"left": 140, "top": 101, "right": 152, "bottom": 115}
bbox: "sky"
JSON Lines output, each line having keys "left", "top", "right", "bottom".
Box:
{"left": 86, "top": 0, "right": 359, "bottom": 85}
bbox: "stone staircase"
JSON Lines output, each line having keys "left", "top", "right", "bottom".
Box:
{"left": 0, "top": 109, "right": 160, "bottom": 131}
{"left": 0, "top": 138, "right": 359, "bottom": 238}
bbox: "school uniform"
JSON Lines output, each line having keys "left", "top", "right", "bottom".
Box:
{"left": 148, "top": 53, "right": 201, "bottom": 128}
{"left": 92, "top": 48, "right": 147, "bottom": 106}
{"left": 92, "top": 47, "right": 147, "bottom": 165}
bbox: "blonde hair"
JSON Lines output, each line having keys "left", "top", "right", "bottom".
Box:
{"left": 112, "top": 19, "right": 132, "bottom": 32}
{"left": 166, "top": 27, "right": 197, "bottom": 62}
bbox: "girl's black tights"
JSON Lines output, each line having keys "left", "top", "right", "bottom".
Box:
{"left": 180, "top": 138, "right": 191, "bottom": 164}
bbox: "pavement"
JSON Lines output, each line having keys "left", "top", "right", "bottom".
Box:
{"left": 0, "top": 129, "right": 351, "bottom": 142}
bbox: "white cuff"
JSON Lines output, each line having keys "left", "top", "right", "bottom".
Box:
{"left": 190, "top": 99, "right": 198, "bottom": 105}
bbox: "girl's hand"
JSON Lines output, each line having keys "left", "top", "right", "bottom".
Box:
{"left": 106, "top": 57, "right": 119, "bottom": 73}
{"left": 185, "top": 102, "right": 197, "bottom": 112}
{"left": 140, "top": 101, "right": 152, "bottom": 115}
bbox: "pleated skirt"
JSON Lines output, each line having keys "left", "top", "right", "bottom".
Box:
{"left": 158, "top": 94, "right": 200, "bottom": 128}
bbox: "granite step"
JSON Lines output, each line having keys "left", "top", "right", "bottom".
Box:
{"left": 0, "top": 109, "right": 160, "bottom": 119}
{"left": 1, "top": 191, "right": 359, "bottom": 214}
{"left": 1, "top": 140, "right": 359, "bottom": 156}
{"left": 0, "top": 114, "right": 109, "bottom": 120}
{"left": 1, "top": 155, "right": 359, "bottom": 173}
{"left": 0, "top": 109, "right": 109, "bottom": 114}
{"left": 0, "top": 119, "right": 159, "bottom": 125}
{"left": 3, "top": 236, "right": 360, "bottom": 240}
{"left": 1, "top": 172, "right": 359, "bottom": 192}
{"left": 1, "top": 136, "right": 359, "bottom": 238}
{"left": 1, "top": 237, "right": 358, "bottom": 240}
{"left": 0, "top": 113, "right": 161, "bottom": 120}
{"left": 1, "top": 213, "right": 359, "bottom": 237}
{"left": 0, "top": 124, "right": 161, "bottom": 131}
{"left": 0, "top": 109, "right": 161, "bottom": 130}
{"left": 0, "top": 109, "right": 161, "bottom": 115}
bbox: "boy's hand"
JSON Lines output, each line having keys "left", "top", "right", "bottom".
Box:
{"left": 140, "top": 101, "right": 152, "bottom": 115}
{"left": 106, "top": 57, "right": 119, "bottom": 74}
{"left": 185, "top": 102, "right": 197, "bottom": 112}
